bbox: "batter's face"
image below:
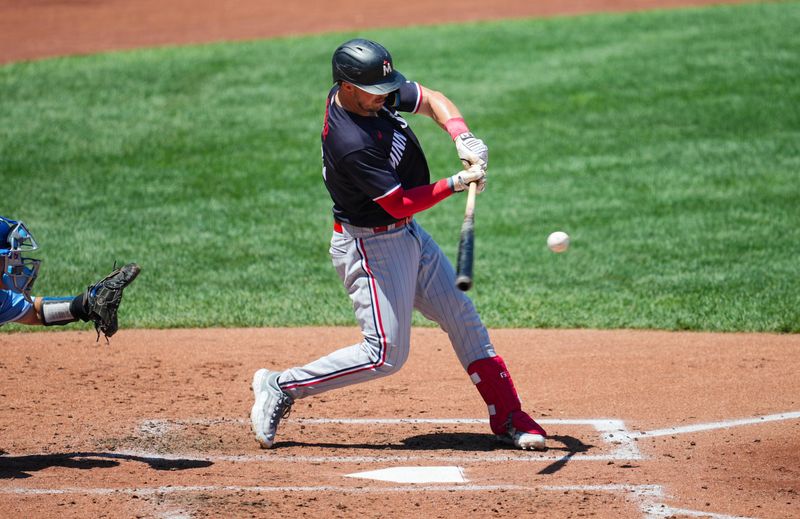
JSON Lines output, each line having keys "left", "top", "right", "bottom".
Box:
{"left": 339, "top": 82, "right": 387, "bottom": 116}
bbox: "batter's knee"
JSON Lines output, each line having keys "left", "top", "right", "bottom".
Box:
{"left": 360, "top": 335, "right": 409, "bottom": 377}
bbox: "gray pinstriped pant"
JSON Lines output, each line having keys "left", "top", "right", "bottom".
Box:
{"left": 278, "top": 219, "right": 496, "bottom": 399}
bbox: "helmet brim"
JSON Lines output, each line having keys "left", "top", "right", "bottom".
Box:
{"left": 351, "top": 70, "right": 406, "bottom": 95}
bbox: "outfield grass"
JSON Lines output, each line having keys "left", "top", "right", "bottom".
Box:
{"left": 1, "top": 2, "right": 798, "bottom": 332}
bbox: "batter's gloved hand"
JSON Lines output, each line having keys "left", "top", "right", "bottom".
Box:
{"left": 82, "top": 262, "right": 140, "bottom": 342}
{"left": 454, "top": 132, "right": 489, "bottom": 169}
{"left": 449, "top": 164, "right": 487, "bottom": 193}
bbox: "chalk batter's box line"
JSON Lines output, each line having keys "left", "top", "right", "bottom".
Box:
{"left": 0, "top": 483, "right": 754, "bottom": 519}
{"left": 136, "top": 417, "right": 643, "bottom": 461}
{"left": 132, "top": 411, "right": 800, "bottom": 464}
{"left": 8, "top": 413, "right": 790, "bottom": 519}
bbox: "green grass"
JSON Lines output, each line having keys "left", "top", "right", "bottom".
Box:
{"left": 1, "top": 2, "right": 798, "bottom": 332}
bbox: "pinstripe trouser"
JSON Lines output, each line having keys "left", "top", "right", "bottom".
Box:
{"left": 278, "top": 219, "right": 496, "bottom": 399}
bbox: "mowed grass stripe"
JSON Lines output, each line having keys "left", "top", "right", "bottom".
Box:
{"left": 1, "top": 2, "right": 798, "bottom": 331}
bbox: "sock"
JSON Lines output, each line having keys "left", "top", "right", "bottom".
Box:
{"left": 467, "top": 355, "right": 545, "bottom": 437}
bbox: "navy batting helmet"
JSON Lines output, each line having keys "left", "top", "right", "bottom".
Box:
{"left": 332, "top": 39, "right": 406, "bottom": 95}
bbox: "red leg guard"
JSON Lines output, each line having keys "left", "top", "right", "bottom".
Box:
{"left": 467, "top": 356, "right": 547, "bottom": 438}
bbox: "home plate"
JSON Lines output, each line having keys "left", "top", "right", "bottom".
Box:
{"left": 345, "top": 466, "right": 467, "bottom": 484}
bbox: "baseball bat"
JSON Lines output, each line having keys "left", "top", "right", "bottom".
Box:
{"left": 455, "top": 181, "right": 478, "bottom": 291}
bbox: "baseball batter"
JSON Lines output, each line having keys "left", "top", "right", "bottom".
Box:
{"left": 251, "top": 39, "right": 547, "bottom": 450}
{"left": 0, "top": 215, "right": 140, "bottom": 340}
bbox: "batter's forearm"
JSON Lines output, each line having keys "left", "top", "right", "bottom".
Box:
{"left": 417, "top": 85, "right": 476, "bottom": 143}
{"left": 376, "top": 178, "right": 453, "bottom": 219}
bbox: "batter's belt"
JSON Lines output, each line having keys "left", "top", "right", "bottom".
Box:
{"left": 334, "top": 216, "right": 412, "bottom": 234}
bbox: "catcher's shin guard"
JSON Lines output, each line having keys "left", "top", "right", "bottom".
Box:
{"left": 467, "top": 356, "right": 547, "bottom": 448}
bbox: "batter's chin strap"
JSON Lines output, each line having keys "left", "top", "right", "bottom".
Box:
{"left": 40, "top": 295, "right": 89, "bottom": 326}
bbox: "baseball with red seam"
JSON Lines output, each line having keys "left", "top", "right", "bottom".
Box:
{"left": 547, "top": 231, "right": 570, "bottom": 253}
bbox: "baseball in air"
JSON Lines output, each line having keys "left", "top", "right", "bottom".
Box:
{"left": 547, "top": 231, "right": 570, "bottom": 253}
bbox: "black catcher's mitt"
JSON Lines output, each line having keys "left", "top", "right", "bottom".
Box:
{"left": 83, "top": 262, "right": 141, "bottom": 341}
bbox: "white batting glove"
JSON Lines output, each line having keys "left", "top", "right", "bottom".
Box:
{"left": 454, "top": 132, "right": 489, "bottom": 169}
{"left": 449, "top": 164, "right": 487, "bottom": 193}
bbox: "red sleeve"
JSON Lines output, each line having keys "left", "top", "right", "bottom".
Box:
{"left": 375, "top": 178, "right": 453, "bottom": 219}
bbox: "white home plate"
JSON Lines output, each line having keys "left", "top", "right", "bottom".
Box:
{"left": 345, "top": 466, "right": 467, "bottom": 484}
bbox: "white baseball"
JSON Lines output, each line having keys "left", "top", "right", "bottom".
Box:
{"left": 547, "top": 231, "right": 570, "bottom": 253}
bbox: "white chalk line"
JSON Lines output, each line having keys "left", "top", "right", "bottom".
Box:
{"left": 108, "top": 448, "right": 621, "bottom": 463}
{"left": 139, "top": 410, "right": 800, "bottom": 437}
{"left": 133, "top": 410, "right": 800, "bottom": 463}
{"left": 543, "top": 485, "right": 754, "bottom": 519}
{"left": 625, "top": 411, "right": 800, "bottom": 439}
{"left": 0, "top": 483, "right": 754, "bottom": 519}
{"left": 137, "top": 417, "right": 642, "bottom": 461}
{"left": 5, "top": 413, "right": 784, "bottom": 517}
{"left": 12, "top": 412, "right": 794, "bottom": 470}
{"left": 129, "top": 410, "right": 800, "bottom": 467}
{"left": 0, "top": 484, "right": 527, "bottom": 495}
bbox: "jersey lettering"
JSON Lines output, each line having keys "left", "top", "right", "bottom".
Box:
{"left": 381, "top": 107, "right": 408, "bottom": 128}
{"left": 389, "top": 131, "right": 407, "bottom": 169}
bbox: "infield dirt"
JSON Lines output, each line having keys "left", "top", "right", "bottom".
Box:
{"left": 1, "top": 328, "right": 798, "bottom": 518}
{"left": 0, "top": 0, "right": 751, "bottom": 64}
{"left": 1, "top": 1, "right": 797, "bottom": 518}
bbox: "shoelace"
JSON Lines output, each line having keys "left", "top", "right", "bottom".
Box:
{"left": 271, "top": 394, "right": 293, "bottom": 422}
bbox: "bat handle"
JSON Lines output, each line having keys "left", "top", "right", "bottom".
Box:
{"left": 464, "top": 181, "right": 478, "bottom": 217}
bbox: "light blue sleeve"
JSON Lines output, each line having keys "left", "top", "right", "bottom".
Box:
{"left": 0, "top": 289, "right": 32, "bottom": 325}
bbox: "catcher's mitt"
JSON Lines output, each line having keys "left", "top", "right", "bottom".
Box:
{"left": 83, "top": 262, "right": 140, "bottom": 341}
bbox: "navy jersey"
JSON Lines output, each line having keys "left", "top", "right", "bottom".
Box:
{"left": 321, "top": 81, "right": 430, "bottom": 227}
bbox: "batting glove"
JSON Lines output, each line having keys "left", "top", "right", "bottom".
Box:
{"left": 454, "top": 132, "right": 489, "bottom": 169}
{"left": 449, "top": 164, "right": 487, "bottom": 193}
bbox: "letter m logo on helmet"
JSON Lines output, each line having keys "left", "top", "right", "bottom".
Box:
{"left": 332, "top": 38, "right": 406, "bottom": 95}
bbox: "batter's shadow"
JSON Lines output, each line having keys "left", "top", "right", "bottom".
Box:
{"left": 279, "top": 433, "right": 593, "bottom": 458}
{"left": 0, "top": 451, "right": 213, "bottom": 479}
{"left": 536, "top": 435, "right": 594, "bottom": 474}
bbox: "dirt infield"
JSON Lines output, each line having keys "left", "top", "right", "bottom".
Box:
{"left": 1, "top": 328, "right": 798, "bottom": 518}
{"left": 0, "top": 0, "right": 751, "bottom": 64}
{"left": 3, "top": 0, "right": 798, "bottom": 518}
